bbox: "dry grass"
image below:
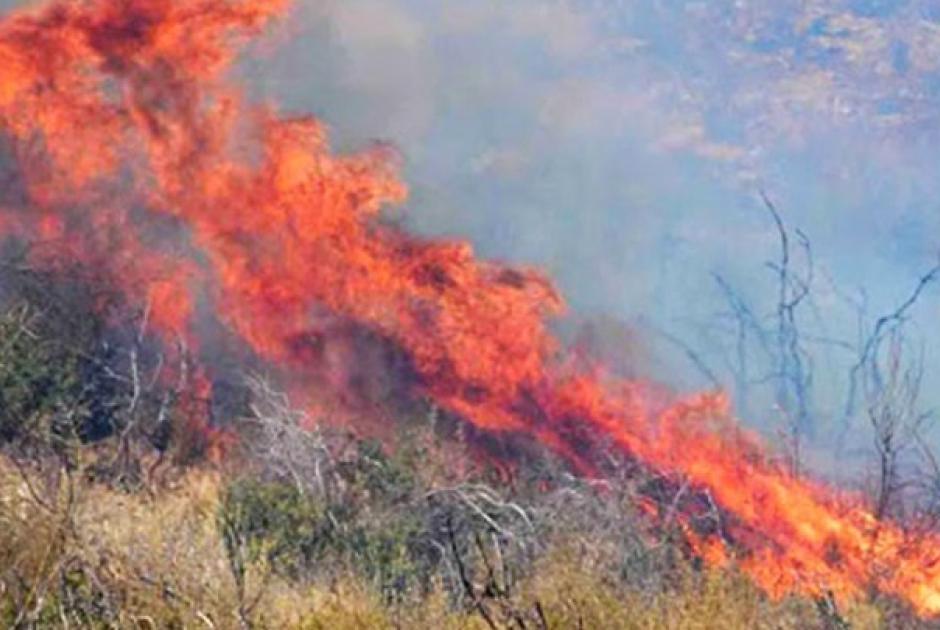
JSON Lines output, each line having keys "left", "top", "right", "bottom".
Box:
{"left": 0, "top": 453, "right": 903, "bottom": 629}
{"left": 520, "top": 547, "right": 885, "bottom": 630}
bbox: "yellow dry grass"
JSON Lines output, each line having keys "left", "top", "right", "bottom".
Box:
{"left": 0, "top": 455, "right": 893, "bottom": 628}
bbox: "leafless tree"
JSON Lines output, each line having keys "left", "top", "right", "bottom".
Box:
{"left": 667, "top": 191, "right": 817, "bottom": 475}
{"left": 237, "top": 374, "right": 337, "bottom": 498}
{"left": 667, "top": 192, "right": 940, "bottom": 519}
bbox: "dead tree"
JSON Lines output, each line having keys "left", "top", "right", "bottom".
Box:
{"left": 669, "top": 192, "right": 940, "bottom": 515}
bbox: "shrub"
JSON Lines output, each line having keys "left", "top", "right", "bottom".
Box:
{"left": 0, "top": 302, "right": 93, "bottom": 447}
{"left": 220, "top": 478, "right": 328, "bottom": 581}
{"left": 218, "top": 467, "right": 430, "bottom": 602}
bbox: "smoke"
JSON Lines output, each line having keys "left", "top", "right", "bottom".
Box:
{"left": 237, "top": 0, "right": 940, "bottom": 463}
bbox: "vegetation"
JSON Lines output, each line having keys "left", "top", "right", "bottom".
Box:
{"left": 0, "top": 444, "right": 895, "bottom": 629}
{"left": 0, "top": 259, "right": 931, "bottom": 629}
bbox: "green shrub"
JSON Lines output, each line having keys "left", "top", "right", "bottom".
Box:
{"left": 219, "top": 478, "right": 327, "bottom": 581}
{"left": 218, "top": 467, "right": 431, "bottom": 601}
{"left": 0, "top": 303, "right": 90, "bottom": 446}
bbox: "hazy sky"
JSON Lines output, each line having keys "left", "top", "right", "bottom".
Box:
{"left": 5, "top": 0, "right": 940, "bottom": 453}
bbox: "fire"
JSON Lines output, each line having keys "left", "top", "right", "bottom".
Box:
{"left": 0, "top": 0, "right": 939, "bottom": 617}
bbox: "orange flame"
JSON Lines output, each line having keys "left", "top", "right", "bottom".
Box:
{"left": 0, "top": 0, "right": 939, "bottom": 616}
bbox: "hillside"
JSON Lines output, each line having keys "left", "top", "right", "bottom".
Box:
{"left": 0, "top": 270, "right": 922, "bottom": 628}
